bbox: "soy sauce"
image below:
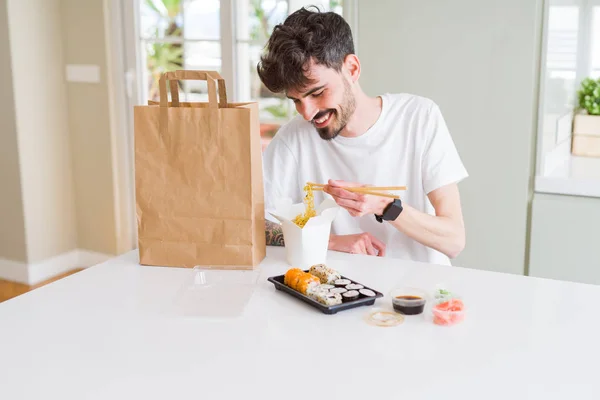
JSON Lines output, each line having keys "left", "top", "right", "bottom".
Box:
{"left": 392, "top": 295, "right": 425, "bottom": 315}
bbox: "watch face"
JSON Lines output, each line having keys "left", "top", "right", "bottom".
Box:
{"left": 383, "top": 199, "right": 403, "bottom": 221}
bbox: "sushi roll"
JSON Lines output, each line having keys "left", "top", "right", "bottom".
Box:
{"left": 312, "top": 291, "right": 342, "bottom": 306}
{"left": 320, "top": 284, "right": 335, "bottom": 291}
{"left": 342, "top": 290, "right": 360, "bottom": 302}
{"left": 334, "top": 279, "right": 351, "bottom": 287}
{"left": 284, "top": 268, "right": 303, "bottom": 287}
{"left": 309, "top": 264, "right": 341, "bottom": 284}
{"left": 346, "top": 283, "right": 364, "bottom": 291}
{"left": 298, "top": 277, "right": 321, "bottom": 296}
{"left": 359, "top": 289, "right": 376, "bottom": 298}
{"left": 307, "top": 284, "right": 329, "bottom": 298}
{"left": 330, "top": 287, "right": 347, "bottom": 295}
{"left": 284, "top": 268, "right": 320, "bottom": 295}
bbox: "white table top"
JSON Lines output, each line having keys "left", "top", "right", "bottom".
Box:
{"left": 1, "top": 246, "right": 599, "bottom": 399}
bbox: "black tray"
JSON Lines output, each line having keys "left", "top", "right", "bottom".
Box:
{"left": 267, "top": 271, "right": 383, "bottom": 314}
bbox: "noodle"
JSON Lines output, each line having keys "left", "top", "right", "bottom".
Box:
{"left": 292, "top": 183, "right": 317, "bottom": 228}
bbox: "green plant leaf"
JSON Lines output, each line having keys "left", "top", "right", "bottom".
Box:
{"left": 262, "top": 100, "right": 289, "bottom": 119}
{"left": 162, "top": 0, "right": 181, "bottom": 17}
{"left": 577, "top": 77, "right": 600, "bottom": 115}
{"left": 146, "top": 0, "right": 181, "bottom": 18}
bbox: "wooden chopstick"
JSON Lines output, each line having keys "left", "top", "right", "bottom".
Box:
{"left": 351, "top": 186, "right": 407, "bottom": 192}
{"left": 307, "top": 182, "right": 407, "bottom": 191}
{"left": 311, "top": 186, "right": 400, "bottom": 199}
{"left": 307, "top": 182, "right": 326, "bottom": 187}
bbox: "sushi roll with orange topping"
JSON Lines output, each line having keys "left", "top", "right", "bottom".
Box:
{"left": 297, "top": 274, "right": 320, "bottom": 295}
{"left": 284, "top": 268, "right": 320, "bottom": 295}
{"left": 284, "top": 268, "right": 303, "bottom": 287}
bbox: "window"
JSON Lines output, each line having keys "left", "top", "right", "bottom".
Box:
{"left": 535, "top": 0, "right": 600, "bottom": 176}
{"left": 591, "top": 6, "right": 600, "bottom": 77}
{"left": 539, "top": 0, "right": 600, "bottom": 116}
{"left": 136, "top": 0, "right": 347, "bottom": 146}
{"left": 139, "top": 0, "right": 222, "bottom": 102}
{"left": 545, "top": 4, "right": 580, "bottom": 113}
{"left": 546, "top": 5, "right": 579, "bottom": 78}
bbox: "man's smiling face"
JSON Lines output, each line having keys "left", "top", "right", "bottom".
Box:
{"left": 286, "top": 62, "right": 356, "bottom": 141}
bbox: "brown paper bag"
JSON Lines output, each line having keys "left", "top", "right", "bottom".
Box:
{"left": 133, "top": 70, "right": 266, "bottom": 269}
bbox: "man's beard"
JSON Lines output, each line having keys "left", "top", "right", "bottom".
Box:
{"left": 314, "top": 80, "right": 356, "bottom": 141}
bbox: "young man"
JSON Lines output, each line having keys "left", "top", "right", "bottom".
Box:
{"left": 258, "top": 7, "right": 468, "bottom": 266}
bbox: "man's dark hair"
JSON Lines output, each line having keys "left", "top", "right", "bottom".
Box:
{"left": 256, "top": 6, "right": 355, "bottom": 94}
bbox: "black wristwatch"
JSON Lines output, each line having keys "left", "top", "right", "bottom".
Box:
{"left": 375, "top": 199, "right": 403, "bottom": 223}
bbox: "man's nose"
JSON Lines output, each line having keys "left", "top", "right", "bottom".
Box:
{"left": 298, "top": 101, "right": 318, "bottom": 122}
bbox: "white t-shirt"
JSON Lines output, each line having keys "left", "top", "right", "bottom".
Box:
{"left": 262, "top": 93, "right": 468, "bottom": 266}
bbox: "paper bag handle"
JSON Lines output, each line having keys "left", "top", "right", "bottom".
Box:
{"left": 159, "top": 70, "right": 227, "bottom": 109}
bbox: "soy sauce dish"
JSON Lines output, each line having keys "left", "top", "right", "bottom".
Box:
{"left": 390, "top": 287, "right": 428, "bottom": 315}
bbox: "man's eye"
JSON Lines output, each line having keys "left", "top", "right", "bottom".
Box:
{"left": 312, "top": 91, "right": 324, "bottom": 97}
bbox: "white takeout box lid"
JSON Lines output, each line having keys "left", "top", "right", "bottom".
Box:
{"left": 268, "top": 197, "right": 340, "bottom": 269}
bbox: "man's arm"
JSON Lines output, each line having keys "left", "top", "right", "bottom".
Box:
{"left": 324, "top": 180, "right": 465, "bottom": 259}
{"left": 387, "top": 183, "right": 465, "bottom": 258}
{"left": 265, "top": 220, "right": 285, "bottom": 246}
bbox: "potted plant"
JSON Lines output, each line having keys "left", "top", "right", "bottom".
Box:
{"left": 572, "top": 77, "right": 600, "bottom": 157}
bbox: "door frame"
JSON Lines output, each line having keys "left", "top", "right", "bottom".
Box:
{"left": 103, "top": 0, "right": 138, "bottom": 253}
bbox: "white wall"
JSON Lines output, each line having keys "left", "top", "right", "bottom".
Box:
{"left": 6, "top": 0, "right": 77, "bottom": 263}
{"left": 0, "top": 0, "right": 127, "bottom": 284}
{"left": 0, "top": 0, "right": 27, "bottom": 263}
{"left": 357, "top": 0, "right": 543, "bottom": 274}
{"left": 61, "top": 0, "right": 119, "bottom": 255}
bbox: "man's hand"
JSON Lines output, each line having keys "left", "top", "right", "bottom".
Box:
{"left": 329, "top": 233, "right": 386, "bottom": 256}
{"left": 324, "top": 179, "right": 393, "bottom": 217}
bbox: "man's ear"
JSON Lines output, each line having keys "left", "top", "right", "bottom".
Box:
{"left": 343, "top": 54, "right": 361, "bottom": 83}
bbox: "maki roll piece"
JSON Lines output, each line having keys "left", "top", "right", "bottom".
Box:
{"left": 284, "top": 268, "right": 303, "bottom": 287}
{"left": 342, "top": 290, "right": 360, "bottom": 302}
{"left": 313, "top": 291, "right": 342, "bottom": 306}
{"left": 309, "top": 264, "right": 342, "bottom": 284}
{"left": 284, "top": 268, "right": 319, "bottom": 295}
{"left": 297, "top": 275, "right": 321, "bottom": 295}
{"left": 334, "top": 279, "right": 351, "bottom": 287}
{"left": 330, "top": 287, "right": 347, "bottom": 295}
{"left": 359, "top": 289, "right": 376, "bottom": 298}
{"left": 307, "top": 284, "right": 329, "bottom": 299}
{"left": 320, "top": 284, "right": 335, "bottom": 291}
{"left": 346, "top": 283, "right": 364, "bottom": 291}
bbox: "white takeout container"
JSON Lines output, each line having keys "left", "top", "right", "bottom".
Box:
{"left": 269, "top": 197, "right": 340, "bottom": 269}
